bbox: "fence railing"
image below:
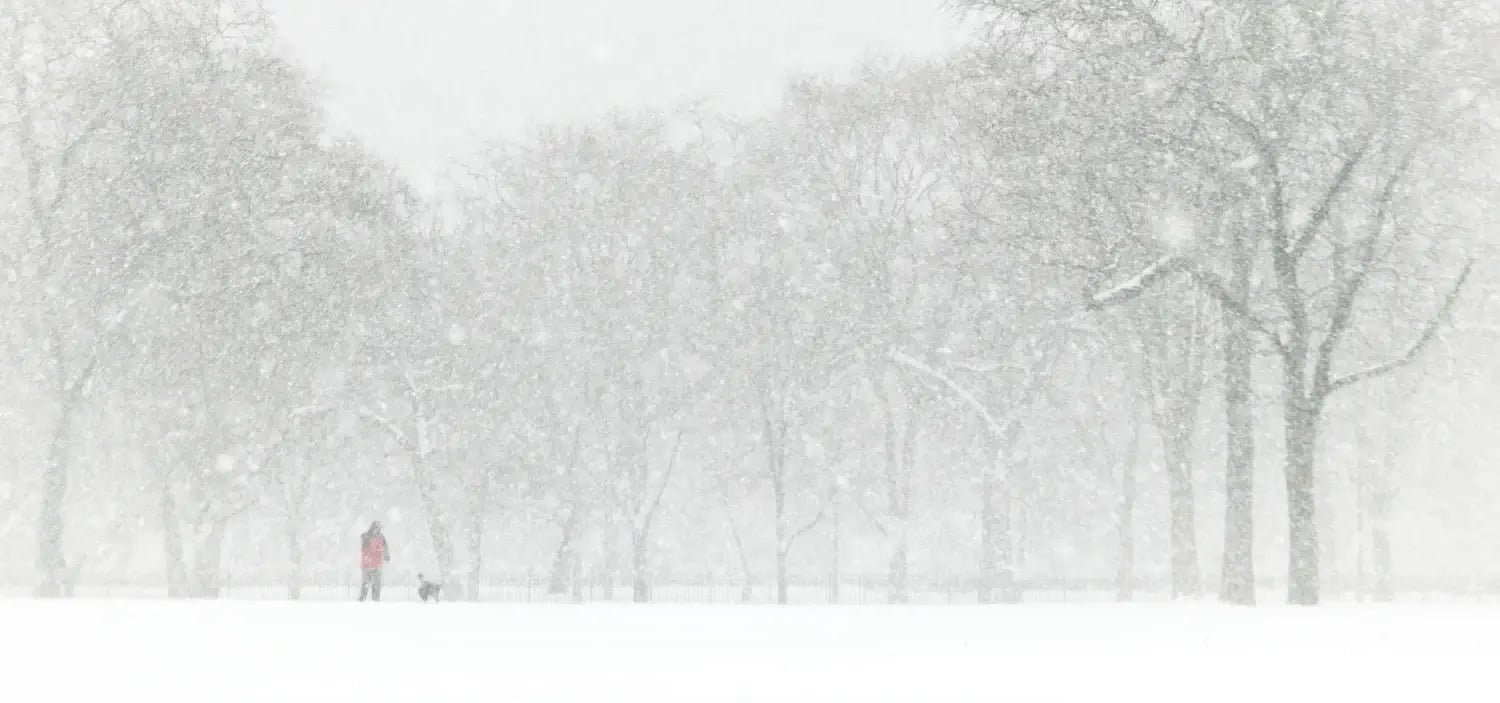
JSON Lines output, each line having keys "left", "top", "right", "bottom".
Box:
{"left": 5, "top": 573, "right": 1500, "bottom": 604}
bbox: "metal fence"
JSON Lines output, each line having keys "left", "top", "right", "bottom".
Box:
{"left": 6, "top": 572, "right": 1500, "bottom": 604}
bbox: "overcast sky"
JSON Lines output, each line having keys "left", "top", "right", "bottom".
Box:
{"left": 265, "top": 0, "right": 970, "bottom": 187}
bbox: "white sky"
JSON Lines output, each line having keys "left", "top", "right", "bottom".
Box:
{"left": 264, "top": 0, "right": 970, "bottom": 187}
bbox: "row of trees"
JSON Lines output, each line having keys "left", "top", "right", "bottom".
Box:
{"left": 1, "top": 0, "right": 414, "bottom": 596}
{"left": 1, "top": 0, "right": 1495, "bottom": 604}
{"left": 959, "top": 0, "right": 1499, "bottom": 604}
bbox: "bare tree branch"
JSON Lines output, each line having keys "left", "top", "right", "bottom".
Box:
{"left": 889, "top": 348, "right": 1047, "bottom": 438}
{"left": 1329, "top": 258, "right": 1473, "bottom": 394}
{"left": 1086, "top": 253, "right": 1289, "bottom": 355}
{"left": 639, "top": 429, "right": 684, "bottom": 537}
{"left": 1086, "top": 255, "right": 1181, "bottom": 310}
{"left": 213, "top": 493, "right": 263, "bottom": 524}
{"left": 357, "top": 405, "right": 416, "bottom": 454}
{"left": 848, "top": 488, "right": 889, "bottom": 537}
{"left": 785, "top": 507, "right": 827, "bottom": 553}
{"left": 1312, "top": 153, "right": 1413, "bottom": 398}
{"left": 1182, "top": 267, "right": 1290, "bottom": 356}
{"left": 1290, "top": 138, "right": 1372, "bottom": 260}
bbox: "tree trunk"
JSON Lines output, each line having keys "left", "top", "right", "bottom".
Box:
{"left": 413, "top": 456, "right": 458, "bottom": 595}
{"left": 189, "top": 520, "right": 227, "bottom": 599}
{"left": 467, "top": 506, "right": 485, "bottom": 602}
{"left": 772, "top": 443, "right": 790, "bottom": 606}
{"left": 285, "top": 517, "right": 303, "bottom": 600}
{"left": 775, "top": 548, "right": 789, "bottom": 605}
{"left": 1220, "top": 230, "right": 1257, "bottom": 606}
{"left": 548, "top": 506, "right": 579, "bottom": 595}
{"left": 1163, "top": 429, "right": 1201, "bottom": 598}
{"left": 978, "top": 461, "right": 1018, "bottom": 603}
{"left": 631, "top": 530, "right": 649, "bottom": 603}
{"left": 1116, "top": 421, "right": 1140, "bottom": 602}
{"left": 828, "top": 483, "right": 840, "bottom": 604}
{"left": 277, "top": 458, "right": 313, "bottom": 601}
{"left": 764, "top": 387, "right": 795, "bottom": 606}
{"left": 886, "top": 493, "right": 911, "bottom": 604}
{"left": 570, "top": 546, "right": 585, "bottom": 603}
{"left": 1320, "top": 453, "right": 1340, "bottom": 597}
{"left": 1368, "top": 413, "right": 1396, "bottom": 602}
{"left": 889, "top": 391, "right": 918, "bottom": 605}
{"left": 601, "top": 521, "right": 620, "bottom": 600}
{"left": 721, "top": 500, "right": 753, "bottom": 603}
{"left": 874, "top": 374, "right": 917, "bottom": 605}
{"left": 36, "top": 402, "right": 74, "bottom": 598}
{"left": 888, "top": 536, "right": 909, "bottom": 604}
{"left": 1354, "top": 458, "right": 1368, "bottom": 601}
{"left": 1285, "top": 398, "right": 1321, "bottom": 605}
{"left": 161, "top": 482, "right": 188, "bottom": 598}
{"left": 1370, "top": 484, "right": 1393, "bottom": 602}
{"left": 774, "top": 486, "right": 789, "bottom": 605}
{"left": 24, "top": 63, "right": 79, "bottom": 600}
{"left": 978, "top": 476, "right": 996, "bottom": 604}
{"left": 284, "top": 491, "right": 305, "bottom": 600}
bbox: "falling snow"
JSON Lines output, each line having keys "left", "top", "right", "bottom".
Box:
{"left": 3, "top": 1, "right": 1500, "bottom": 701}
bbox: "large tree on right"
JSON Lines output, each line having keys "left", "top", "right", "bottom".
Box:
{"left": 960, "top": 0, "right": 1500, "bottom": 604}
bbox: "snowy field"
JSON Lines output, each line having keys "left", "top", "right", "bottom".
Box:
{"left": 2, "top": 600, "right": 1496, "bottom": 702}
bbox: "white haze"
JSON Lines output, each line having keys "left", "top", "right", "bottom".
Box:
{"left": 3, "top": 0, "right": 1500, "bottom": 626}
{"left": 264, "top": 0, "right": 965, "bottom": 190}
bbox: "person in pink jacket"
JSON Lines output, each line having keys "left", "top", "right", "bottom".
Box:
{"left": 358, "top": 521, "right": 391, "bottom": 601}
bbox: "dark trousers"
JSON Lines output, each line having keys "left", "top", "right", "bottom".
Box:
{"left": 359, "top": 568, "right": 383, "bottom": 601}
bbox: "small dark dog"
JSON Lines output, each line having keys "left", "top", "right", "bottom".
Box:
{"left": 417, "top": 573, "right": 442, "bottom": 603}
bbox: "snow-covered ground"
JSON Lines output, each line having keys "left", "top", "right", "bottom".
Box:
{"left": 2, "top": 600, "right": 1494, "bottom": 702}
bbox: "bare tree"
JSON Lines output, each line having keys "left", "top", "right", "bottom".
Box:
{"left": 1052, "top": 327, "right": 1150, "bottom": 602}
{"left": 1133, "top": 284, "right": 1213, "bottom": 598}
{"left": 966, "top": 0, "right": 1495, "bottom": 605}
{"left": 539, "top": 420, "right": 590, "bottom": 597}
{"left": 269, "top": 414, "right": 331, "bottom": 601}
{"left": 1219, "top": 216, "right": 1259, "bottom": 604}
{"left": 771, "top": 60, "right": 960, "bottom": 603}
{"left": 3, "top": 0, "right": 153, "bottom": 597}
{"left": 892, "top": 344, "right": 1055, "bottom": 603}
{"left": 610, "top": 395, "right": 686, "bottom": 603}
{"left": 711, "top": 464, "right": 758, "bottom": 603}
{"left": 713, "top": 113, "right": 842, "bottom": 605}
